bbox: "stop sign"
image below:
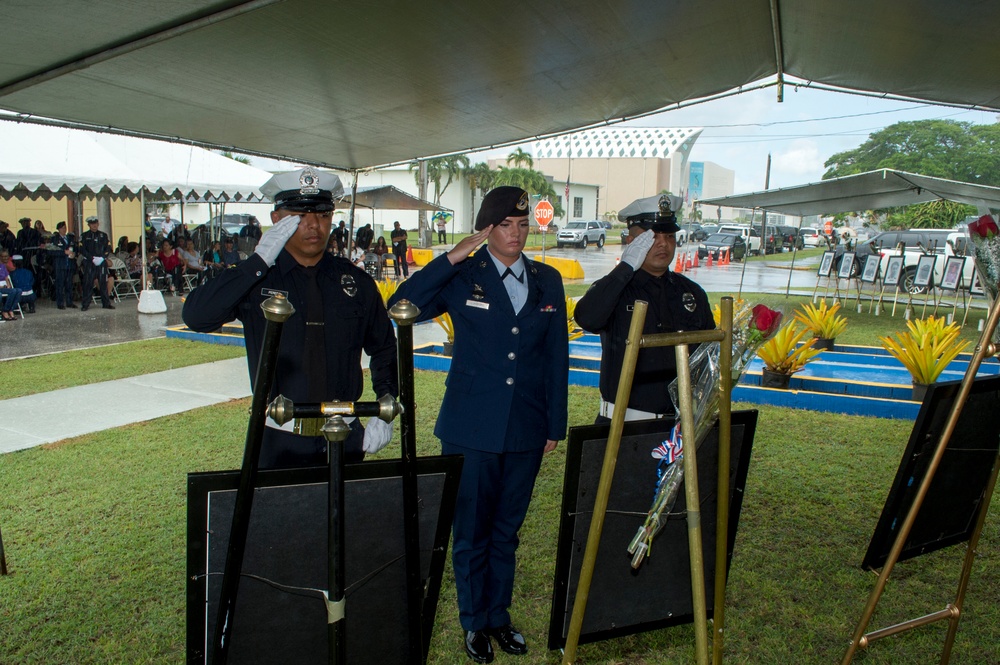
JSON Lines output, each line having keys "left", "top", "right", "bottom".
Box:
{"left": 824, "top": 219, "right": 834, "bottom": 235}
{"left": 534, "top": 200, "right": 554, "bottom": 228}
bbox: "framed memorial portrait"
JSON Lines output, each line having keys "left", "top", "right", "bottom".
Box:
{"left": 884, "top": 256, "right": 904, "bottom": 287}
{"left": 837, "top": 252, "right": 856, "bottom": 279}
{"left": 818, "top": 251, "right": 835, "bottom": 277}
{"left": 860, "top": 254, "right": 880, "bottom": 283}
{"left": 914, "top": 255, "right": 936, "bottom": 287}
{"left": 970, "top": 269, "right": 984, "bottom": 296}
{"left": 940, "top": 256, "right": 965, "bottom": 291}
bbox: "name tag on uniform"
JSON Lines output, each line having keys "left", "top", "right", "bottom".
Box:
{"left": 261, "top": 288, "right": 288, "bottom": 298}
{"left": 466, "top": 300, "right": 489, "bottom": 310}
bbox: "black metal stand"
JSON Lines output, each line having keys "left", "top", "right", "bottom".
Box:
{"left": 322, "top": 417, "right": 352, "bottom": 664}
{"left": 0, "top": 522, "right": 8, "bottom": 575}
{"left": 211, "top": 295, "right": 294, "bottom": 665}
{"left": 389, "top": 299, "right": 425, "bottom": 663}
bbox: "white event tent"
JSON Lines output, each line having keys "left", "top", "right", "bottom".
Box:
{"left": 0, "top": 121, "right": 269, "bottom": 201}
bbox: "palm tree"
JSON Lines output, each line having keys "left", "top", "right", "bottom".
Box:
{"left": 505, "top": 148, "right": 534, "bottom": 169}
{"left": 493, "top": 167, "right": 563, "bottom": 217}
{"left": 426, "top": 155, "right": 470, "bottom": 205}
{"left": 464, "top": 162, "right": 495, "bottom": 223}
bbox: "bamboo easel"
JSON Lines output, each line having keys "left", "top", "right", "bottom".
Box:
{"left": 842, "top": 291, "right": 1000, "bottom": 664}
{"left": 562, "top": 298, "right": 735, "bottom": 665}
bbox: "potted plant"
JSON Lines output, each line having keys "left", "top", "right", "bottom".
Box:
{"left": 434, "top": 313, "right": 455, "bottom": 356}
{"left": 794, "top": 301, "right": 848, "bottom": 349}
{"left": 880, "top": 316, "right": 969, "bottom": 401}
{"left": 756, "top": 322, "right": 825, "bottom": 388}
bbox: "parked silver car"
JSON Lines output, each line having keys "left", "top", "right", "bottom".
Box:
{"left": 556, "top": 220, "right": 606, "bottom": 248}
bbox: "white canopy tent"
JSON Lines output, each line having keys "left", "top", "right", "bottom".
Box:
{"left": 0, "top": 122, "right": 269, "bottom": 201}
{"left": 698, "top": 170, "right": 1000, "bottom": 218}
{"left": 1, "top": 1, "right": 998, "bottom": 170}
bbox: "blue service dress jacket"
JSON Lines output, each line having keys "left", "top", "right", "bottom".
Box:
{"left": 390, "top": 247, "right": 569, "bottom": 451}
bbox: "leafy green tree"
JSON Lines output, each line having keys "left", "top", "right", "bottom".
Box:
{"left": 824, "top": 119, "right": 1000, "bottom": 184}
{"left": 823, "top": 119, "right": 997, "bottom": 228}
{"left": 505, "top": 148, "right": 534, "bottom": 169}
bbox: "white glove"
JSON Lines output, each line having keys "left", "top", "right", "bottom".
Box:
{"left": 92, "top": 257, "right": 104, "bottom": 266}
{"left": 363, "top": 417, "right": 394, "bottom": 454}
{"left": 621, "top": 229, "right": 654, "bottom": 270}
{"left": 254, "top": 214, "right": 300, "bottom": 266}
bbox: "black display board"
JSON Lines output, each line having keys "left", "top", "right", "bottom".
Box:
{"left": 186, "top": 456, "right": 462, "bottom": 664}
{"left": 548, "top": 411, "right": 758, "bottom": 649}
{"left": 863, "top": 375, "right": 1000, "bottom": 570}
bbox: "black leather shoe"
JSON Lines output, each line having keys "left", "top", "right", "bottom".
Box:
{"left": 67, "top": 303, "right": 77, "bottom": 309}
{"left": 57, "top": 304, "right": 66, "bottom": 310}
{"left": 81, "top": 305, "right": 90, "bottom": 311}
{"left": 487, "top": 624, "right": 527, "bottom": 655}
{"left": 464, "top": 630, "right": 494, "bottom": 663}
{"left": 102, "top": 304, "right": 115, "bottom": 310}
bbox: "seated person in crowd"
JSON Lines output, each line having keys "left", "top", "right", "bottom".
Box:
{"left": 0, "top": 250, "right": 22, "bottom": 320}
{"left": 178, "top": 238, "right": 209, "bottom": 286}
{"left": 9, "top": 255, "right": 35, "bottom": 313}
{"left": 34, "top": 220, "right": 51, "bottom": 243}
{"left": 220, "top": 237, "right": 242, "bottom": 267}
{"left": 373, "top": 236, "right": 392, "bottom": 271}
{"left": 0, "top": 221, "right": 15, "bottom": 254}
{"left": 116, "top": 235, "right": 130, "bottom": 255}
{"left": 157, "top": 239, "right": 185, "bottom": 295}
{"left": 202, "top": 240, "right": 224, "bottom": 278}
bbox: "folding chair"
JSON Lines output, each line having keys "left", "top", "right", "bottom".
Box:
{"left": 109, "top": 256, "right": 140, "bottom": 299}
{"left": 1, "top": 277, "right": 25, "bottom": 319}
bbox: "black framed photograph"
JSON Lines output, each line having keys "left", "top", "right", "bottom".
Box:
{"left": 837, "top": 251, "right": 856, "bottom": 279}
{"left": 186, "top": 457, "right": 463, "bottom": 664}
{"left": 884, "top": 256, "right": 904, "bottom": 287}
{"left": 970, "top": 269, "right": 984, "bottom": 295}
{"left": 940, "top": 256, "right": 965, "bottom": 291}
{"left": 914, "top": 255, "right": 937, "bottom": 287}
{"left": 860, "top": 254, "right": 881, "bottom": 283}
{"left": 818, "top": 251, "right": 835, "bottom": 277}
{"left": 547, "top": 411, "right": 758, "bottom": 649}
{"left": 863, "top": 375, "right": 1000, "bottom": 570}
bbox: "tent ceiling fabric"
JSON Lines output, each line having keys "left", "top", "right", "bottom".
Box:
{"left": 0, "top": 122, "right": 269, "bottom": 201}
{"left": 697, "top": 170, "right": 1000, "bottom": 217}
{"left": 340, "top": 186, "right": 448, "bottom": 212}
{"left": 3, "top": 1, "right": 997, "bottom": 170}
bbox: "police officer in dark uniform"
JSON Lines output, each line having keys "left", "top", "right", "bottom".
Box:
{"left": 183, "top": 168, "right": 398, "bottom": 469}
{"left": 47, "top": 221, "right": 77, "bottom": 309}
{"left": 390, "top": 220, "right": 409, "bottom": 277}
{"left": 390, "top": 186, "right": 568, "bottom": 663}
{"left": 575, "top": 194, "right": 715, "bottom": 422}
{"left": 79, "top": 216, "right": 115, "bottom": 311}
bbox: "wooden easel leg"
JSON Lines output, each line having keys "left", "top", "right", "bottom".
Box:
{"left": 939, "top": 451, "right": 1000, "bottom": 664}
{"left": 841, "top": 300, "right": 1000, "bottom": 664}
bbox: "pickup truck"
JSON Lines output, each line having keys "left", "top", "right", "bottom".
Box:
{"left": 718, "top": 225, "right": 762, "bottom": 255}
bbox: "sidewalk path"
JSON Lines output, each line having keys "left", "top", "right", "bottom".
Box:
{"left": 0, "top": 357, "right": 250, "bottom": 454}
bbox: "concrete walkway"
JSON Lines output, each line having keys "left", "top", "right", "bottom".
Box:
{"left": 0, "top": 357, "right": 251, "bottom": 454}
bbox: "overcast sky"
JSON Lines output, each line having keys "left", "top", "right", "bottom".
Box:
{"left": 253, "top": 86, "right": 998, "bottom": 195}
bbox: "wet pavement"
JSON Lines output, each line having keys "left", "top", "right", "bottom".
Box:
{"left": 0, "top": 294, "right": 187, "bottom": 361}
{"left": 0, "top": 246, "right": 822, "bottom": 361}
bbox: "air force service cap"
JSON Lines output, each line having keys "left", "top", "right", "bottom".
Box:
{"left": 475, "top": 186, "right": 530, "bottom": 230}
{"left": 261, "top": 167, "right": 344, "bottom": 213}
{"left": 626, "top": 194, "right": 682, "bottom": 234}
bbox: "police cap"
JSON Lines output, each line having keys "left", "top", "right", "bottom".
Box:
{"left": 626, "top": 194, "right": 681, "bottom": 234}
{"left": 86, "top": 216, "right": 99, "bottom": 224}
{"left": 260, "top": 167, "right": 344, "bottom": 213}
{"left": 475, "top": 186, "right": 530, "bottom": 230}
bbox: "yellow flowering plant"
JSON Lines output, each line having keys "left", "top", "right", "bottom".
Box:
{"left": 794, "top": 300, "right": 848, "bottom": 340}
{"left": 757, "top": 322, "right": 825, "bottom": 374}
{"left": 879, "top": 316, "right": 969, "bottom": 384}
{"left": 566, "top": 297, "right": 585, "bottom": 341}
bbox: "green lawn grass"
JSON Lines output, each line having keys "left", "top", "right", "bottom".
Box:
{"left": 1, "top": 292, "right": 997, "bottom": 663}
{"left": 1, "top": 372, "right": 997, "bottom": 663}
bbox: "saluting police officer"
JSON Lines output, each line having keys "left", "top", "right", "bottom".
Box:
{"left": 390, "top": 186, "right": 568, "bottom": 663}
{"left": 183, "top": 168, "right": 398, "bottom": 469}
{"left": 575, "top": 195, "right": 715, "bottom": 423}
{"left": 79, "top": 216, "right": 115, "bottom": 311}
{"left": 47, "top": 221, "right": 77, "bottom": 310}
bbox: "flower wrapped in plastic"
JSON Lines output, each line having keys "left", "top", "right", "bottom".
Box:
{"left": 968, "top": 214, "right": 1000, "bottom": 343}
{"left": 627, "top": 302, "right": 782, "bottom": 569}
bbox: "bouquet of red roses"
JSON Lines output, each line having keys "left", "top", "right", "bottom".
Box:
{"left": 968, "top": 214, "right": 1000, "bottom": 342}
{"left": 627, "top": 302, "right": 782, "bottom": 568}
